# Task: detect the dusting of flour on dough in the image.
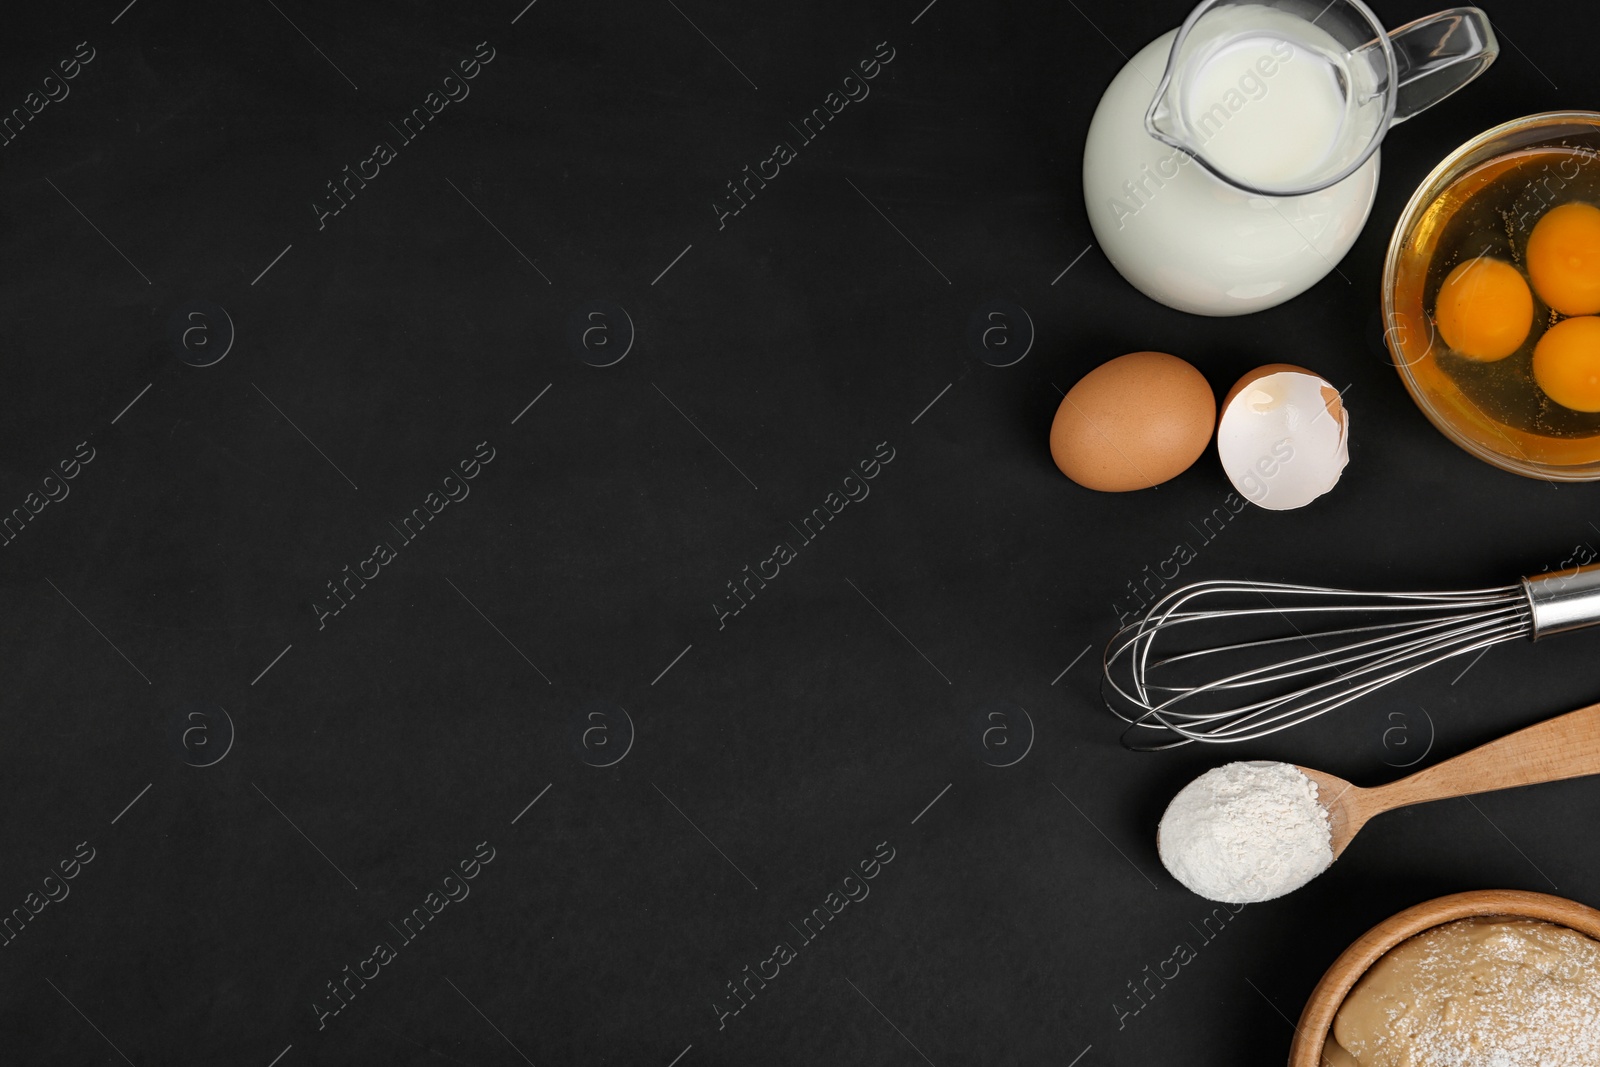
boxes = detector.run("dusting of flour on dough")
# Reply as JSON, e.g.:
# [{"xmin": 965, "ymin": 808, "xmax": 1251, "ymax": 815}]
[{"xmin": 1331, "ymin": 917, "xmax": 1600, "ymax": 1066}]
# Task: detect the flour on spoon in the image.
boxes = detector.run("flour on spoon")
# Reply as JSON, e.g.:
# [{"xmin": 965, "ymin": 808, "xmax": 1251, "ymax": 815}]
[{"xmin": 1158, "ymin": 761, "xmax": 1332, "ymax": 903}]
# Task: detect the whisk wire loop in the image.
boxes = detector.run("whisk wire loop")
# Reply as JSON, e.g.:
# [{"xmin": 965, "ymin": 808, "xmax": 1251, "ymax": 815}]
[{"xmin": 1102, "ymin": 575, "xmax": 1543, "ymax": 750}]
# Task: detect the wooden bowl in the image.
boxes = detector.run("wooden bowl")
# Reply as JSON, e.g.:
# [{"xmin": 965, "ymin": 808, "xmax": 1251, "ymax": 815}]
[{"xmin": 1287, "ymin": 889, "xmax": 1600, "ymax": 1066}]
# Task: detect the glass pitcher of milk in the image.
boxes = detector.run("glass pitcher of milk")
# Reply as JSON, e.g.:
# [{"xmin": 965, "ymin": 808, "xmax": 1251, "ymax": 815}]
[{"xmin": 1082, "ymin": 1, "xmax": 1497, "ymax": 315}]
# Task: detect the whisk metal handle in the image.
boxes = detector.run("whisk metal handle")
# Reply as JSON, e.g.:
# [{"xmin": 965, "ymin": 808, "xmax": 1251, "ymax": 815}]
[{"xmin": 1523, "ymin": 563, "xmax": 1600, "ymax": 639}]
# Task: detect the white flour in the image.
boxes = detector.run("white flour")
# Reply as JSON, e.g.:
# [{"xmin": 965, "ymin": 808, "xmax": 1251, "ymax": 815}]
[{"xmin": 1157, "ymin": 761, "xmax": 1332, "ymax": 903}]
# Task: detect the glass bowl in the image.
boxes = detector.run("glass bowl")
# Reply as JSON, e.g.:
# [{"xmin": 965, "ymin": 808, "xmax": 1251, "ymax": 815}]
[{"xmin": 1384, "ymin": 111, "xmax": 1600, "ymax": 480}]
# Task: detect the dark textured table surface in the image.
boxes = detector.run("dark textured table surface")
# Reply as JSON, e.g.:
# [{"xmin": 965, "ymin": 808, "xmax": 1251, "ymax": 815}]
[{"xmin": 2, "ymin": 1, "xmax": 1597, "ymax": 1064}]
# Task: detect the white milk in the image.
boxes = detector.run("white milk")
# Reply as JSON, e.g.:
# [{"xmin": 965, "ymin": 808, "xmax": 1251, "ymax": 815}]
[
  {"xmin": 1081, "ymin": 23, "xmax": 1378, "ymax": 316},
  {"xmin": 1183, "ymin": 35, "xmax": 1348, "ymax": 188}
]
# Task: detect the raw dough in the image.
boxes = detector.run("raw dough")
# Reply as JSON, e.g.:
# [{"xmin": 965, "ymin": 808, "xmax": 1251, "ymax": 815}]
[{"xmin": 1327, "ymin": 917, "xmax": 1600, "ymax": 1065}]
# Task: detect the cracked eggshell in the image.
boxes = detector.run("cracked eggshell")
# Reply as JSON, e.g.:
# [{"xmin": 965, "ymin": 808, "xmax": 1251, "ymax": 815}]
[
  {"xmin": 1049, "ymin": 351, "xmax": 1216, "ymax": 492},
  {"xmin": 1218, "ymin": 364, "xmax": 1349, "ymax": 511}
]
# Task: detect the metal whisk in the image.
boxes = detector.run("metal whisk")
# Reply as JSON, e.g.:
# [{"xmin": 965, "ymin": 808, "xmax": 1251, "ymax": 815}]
[{"xmin": 1103, "ymin": 562, "xmax": 1600, "ymax": 750}]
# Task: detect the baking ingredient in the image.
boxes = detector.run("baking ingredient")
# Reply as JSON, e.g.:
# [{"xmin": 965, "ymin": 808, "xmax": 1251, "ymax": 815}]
[
  {"xmin": 1049, "ymin": 351, "xmax": 1215, "ymax": 492},
  {"xmin": 1533, "ymin": 315, "xmax": 1600, "ymax": 413},
  {"xmin": 1527, "ymin": 201, "xmax": 1600, "ymax": 316},
  {"xmin": 1327, "ymin": 917, "xmax": 1600, "ymax": 1066},
  {"xmin": 1434, "ymin": 257, "xmax": 1533, "ymax": 361},
  {"xmin": 1216, "ymin": 364, "xmax": 1348, "ymax": 510},
  {"xmin": 1184, "ymin": 32, "xmax": 1345, "ymax": 191},
  {"xmin": 1391, "ymin": 149, "xmax": 1600, "ymax": 468},
  {"xmin": 1081, "ymin": 11, "xmax": 1381, "ymax": 316},
  {"xmin": 1156, "ymin": 761, "xmax": 1331, "ymax": 903}
]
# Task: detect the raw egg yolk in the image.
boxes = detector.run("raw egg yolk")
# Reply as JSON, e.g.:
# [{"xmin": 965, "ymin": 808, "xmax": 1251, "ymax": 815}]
[
  {"xmin": 1533, "ymin": 315, "xmax": 1600, "ymax": 413},
  {"xmin": 1527, "ymin": 201, "xmax": 1600, "ymax": 316},
  {"xmin": 1433, "ymin": 257, "xmax": 1533, "ymax": 361}
]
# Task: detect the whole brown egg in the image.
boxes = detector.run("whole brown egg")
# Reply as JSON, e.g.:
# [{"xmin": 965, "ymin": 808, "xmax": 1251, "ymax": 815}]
[{"xmin": 1049, "ymin": 351, "xmax": 1216, "ymax": 491}]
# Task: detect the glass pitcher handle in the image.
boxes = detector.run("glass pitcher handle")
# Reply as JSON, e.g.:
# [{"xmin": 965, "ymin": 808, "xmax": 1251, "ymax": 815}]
[{"xmin": 1387, "ymin": 7, "xmax": 1498, "ymax": 125}]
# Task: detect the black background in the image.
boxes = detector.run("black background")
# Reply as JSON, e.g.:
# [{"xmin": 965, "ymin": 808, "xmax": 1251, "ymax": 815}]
[{"xmin": 1, "ymin": 1, "xmax": 1596, "ymax": 1064}]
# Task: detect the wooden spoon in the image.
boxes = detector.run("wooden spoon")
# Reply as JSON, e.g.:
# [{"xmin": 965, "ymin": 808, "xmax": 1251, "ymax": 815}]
[{"xmin": 1299, "ymin": 699, "xmax": 1600, "ymax": 860}]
